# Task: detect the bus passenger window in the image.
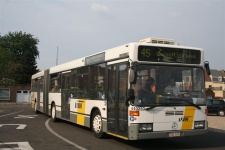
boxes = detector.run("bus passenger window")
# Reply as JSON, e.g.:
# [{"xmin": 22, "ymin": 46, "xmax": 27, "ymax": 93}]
[
  {"xmin": 71, "ymin": 69, "xmax": 78, "ymax": 98},
  {"xmin": 50, "ymin": 73, "xmax": 61, "ymax": 92},
  {"xmin": 90, "ymin": 63, "xmax": 105, "ymax": 99}
]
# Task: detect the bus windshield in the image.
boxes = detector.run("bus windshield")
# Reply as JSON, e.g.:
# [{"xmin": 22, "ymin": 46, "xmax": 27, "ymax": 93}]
[{"xmin": 131, "ymin": 65, "xmax": 205, "ymax": 107}]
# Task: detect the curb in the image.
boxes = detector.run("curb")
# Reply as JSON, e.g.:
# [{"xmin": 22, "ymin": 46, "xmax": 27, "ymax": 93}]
[
  {"xmin": 208, "ymin": 127, "xmax": 225, "ymax": 133},
  {"xmin": 0, "ymin": 102, "xmax": 30, "ymax": 105}
]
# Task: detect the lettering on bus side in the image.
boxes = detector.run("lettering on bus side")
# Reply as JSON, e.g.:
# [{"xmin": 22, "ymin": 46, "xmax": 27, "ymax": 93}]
[
  {"xmin": 179, "ymin": 117, "xmax": 189, "ymax": 121},
  {"xmin": 75, "ymin": 103, "xmax": 82, "ymax": 108},
  {"xmin": 131, "ymin": 106, "xmax": 146, "ymax": 111}
]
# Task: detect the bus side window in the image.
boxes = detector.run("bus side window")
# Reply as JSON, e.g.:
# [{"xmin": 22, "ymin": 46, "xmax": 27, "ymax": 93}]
[
  {"xmin": 119, "ymin": 64, "xmax": 128, "ymax": 102},
  {"xmin": 71, "ymin": 69, "xmax": 78, "ymax": 98},
  {"xmin": 90, "ymin": 63, "xmax": 106, "ymax": 100},
  {"xmin": 50, "ymin": 74, "xmax": 58, "ymax": 92},
  {"xmin": 77, "ymin": 66, "xmax": 89, "ymax": 99}
]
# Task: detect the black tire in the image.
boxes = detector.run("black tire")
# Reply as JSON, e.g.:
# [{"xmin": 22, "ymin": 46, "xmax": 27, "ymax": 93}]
[
  {"xmin": 51, "ymin": 104, "xmax": 57, "ymax": 122},
  {"xmin": 218, "ymin": 110, "xmax": 225, "ymax": 116},
  {"xmin": 92, "ymin": 110, "xmax": 105, "ymax": 138}
]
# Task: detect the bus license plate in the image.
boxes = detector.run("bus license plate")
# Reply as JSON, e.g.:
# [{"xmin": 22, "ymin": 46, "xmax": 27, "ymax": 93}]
[{"xmin": 169, "ymin": 132, "xmax": 181, "ymax": 137}]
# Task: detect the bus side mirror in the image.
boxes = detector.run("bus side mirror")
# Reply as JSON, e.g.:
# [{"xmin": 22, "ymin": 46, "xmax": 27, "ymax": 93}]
[
  {"xmin": 205, "ymin": 61, "xmax": 211, "ymax": 75},
  {"xmin": 129, "ymin": 69, "xmax": 137, "ymax": 84}
]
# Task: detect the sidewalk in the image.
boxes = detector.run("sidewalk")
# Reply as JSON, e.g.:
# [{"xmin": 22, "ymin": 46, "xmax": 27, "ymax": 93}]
[{"xmin": 207, "ymin": 115, "xmax": 225, "ymax": 131}]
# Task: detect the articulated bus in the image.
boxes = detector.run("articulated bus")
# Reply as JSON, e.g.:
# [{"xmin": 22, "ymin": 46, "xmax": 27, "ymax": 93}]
[{"xmin": 31, "ymin": 37, "xmax": 210, "ymax": 140}]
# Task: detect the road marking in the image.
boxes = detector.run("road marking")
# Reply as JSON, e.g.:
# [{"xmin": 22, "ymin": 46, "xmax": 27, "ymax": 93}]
[
  {"xmin": 14, "ymin": 115, "xmax": 38, "ymax": 119},
  {"xmin": 0, "ymin": 124, "xmax": 27, "ymax": 129},
  {"xmin": 0, "ymin": 110, "xmax": 24, "ymax": 118},
  {"xmin": 45, "ymin": 118, "xmax": 87, "ymax": 150},
  {"xmin": 0, "ymin": 142, "xmax": 33, "ymax": 150}
]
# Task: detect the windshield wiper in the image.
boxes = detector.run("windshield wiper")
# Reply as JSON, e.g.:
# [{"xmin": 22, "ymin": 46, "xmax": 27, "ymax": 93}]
[
  {"xmin": 145, "ymin": 105, "xmax": 158, "ymax": 110},
  {"xmin": 165, "ymin": 97, "xmax": 201, "ymax": 110},
  {"xmin": 145, "ymin": 103, "xmax": 172, "ymax": 110},
  {"xmin": 183, "ymin": 100, "xmax": 201, "ymax": 109}
]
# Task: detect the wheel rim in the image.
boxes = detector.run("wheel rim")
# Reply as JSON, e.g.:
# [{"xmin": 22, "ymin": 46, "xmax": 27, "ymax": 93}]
[
  {"xmin": 219, "ymin": 111, "xmax": 224, "ymax": 116},
  {"xmin": 93, "ymin": 115, "xmax": 102, "ymax": 133},
  {"xmin": 35, "ymin": 102, "xmax": 37, "ymax": 111},
  {"xmin": 52, "ymin": 106, "xmax": 55, "ymax": 119}
]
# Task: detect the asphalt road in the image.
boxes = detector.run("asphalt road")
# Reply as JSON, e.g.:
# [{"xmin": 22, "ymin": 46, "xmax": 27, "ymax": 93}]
[{"xmin": 1, "ymin": 103, "xmax": 225, "ymax": 150}]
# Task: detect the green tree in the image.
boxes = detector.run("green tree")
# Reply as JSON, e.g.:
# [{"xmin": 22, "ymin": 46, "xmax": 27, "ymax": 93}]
[
  {"xmin": 0, "ymin": 48, "xmax": 20, "ymax": 82},
  {"xmin": 0, "ymin": 31, "xmax": 39, "ymax": 84}
]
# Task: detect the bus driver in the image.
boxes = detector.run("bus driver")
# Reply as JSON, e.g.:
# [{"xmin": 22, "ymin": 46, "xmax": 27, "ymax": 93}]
[{"xmin": 138, "ymin": 77, "xmax": 156, "ymax": 104}]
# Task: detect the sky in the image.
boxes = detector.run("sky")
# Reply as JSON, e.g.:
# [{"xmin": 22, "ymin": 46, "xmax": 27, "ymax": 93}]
[{"xmin": 0, "ymin": 0, "xmax": 224, "ymax": 71}]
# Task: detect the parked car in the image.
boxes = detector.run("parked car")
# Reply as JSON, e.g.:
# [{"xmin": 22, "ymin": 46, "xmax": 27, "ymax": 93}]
[{"xmin": 206, "ymin": 99, "xmax": 225, "ymax": 116}]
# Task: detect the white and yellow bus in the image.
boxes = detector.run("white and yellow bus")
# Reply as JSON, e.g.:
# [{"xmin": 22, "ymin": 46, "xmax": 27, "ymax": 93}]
[{"xmin": 31, "ymin": 37, "xmax": 210, "ymax": 140}]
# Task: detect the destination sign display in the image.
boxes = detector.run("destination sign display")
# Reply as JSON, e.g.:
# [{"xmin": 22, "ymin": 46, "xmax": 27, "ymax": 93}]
[
  {"xmin": 85, "ymin": 52, "xmax": 105, "ymax": 65},
  {"xmin": 138, "ymin": 46, "xmax": 201, "ymax": 64}
]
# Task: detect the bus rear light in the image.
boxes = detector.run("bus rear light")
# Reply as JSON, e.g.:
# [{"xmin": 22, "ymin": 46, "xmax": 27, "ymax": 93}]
[
  {"xmin": 205, "ymin": 109, "xmax": 208, "ymax": 114},
  {"xmin": 130, "ymin": 111, "xmax": 139, "ymax": 116}
]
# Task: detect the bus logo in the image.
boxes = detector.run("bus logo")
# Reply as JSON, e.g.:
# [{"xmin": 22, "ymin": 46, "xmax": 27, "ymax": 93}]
[
  {"xmin": 172, "ymin": 122, "xmax": 178, "ymax": 130},
  {"xmin": 130, "ymin": 116, "xmax": 136, "ymax": 122},
  {"xmin": 179, "ymin": 117, "xmax": 189, "ymax": 121}
]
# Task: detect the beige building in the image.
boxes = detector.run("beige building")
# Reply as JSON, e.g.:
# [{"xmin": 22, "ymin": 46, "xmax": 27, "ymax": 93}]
[{"xmin": 205, "ymin": 70, "xmax": 225, "ymax": 99}]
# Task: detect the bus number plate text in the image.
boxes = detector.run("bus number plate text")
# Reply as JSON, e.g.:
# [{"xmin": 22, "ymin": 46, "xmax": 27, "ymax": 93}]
[{"xmin": 168, "ymin": 132, "xmax": 181, "ymax": 137}]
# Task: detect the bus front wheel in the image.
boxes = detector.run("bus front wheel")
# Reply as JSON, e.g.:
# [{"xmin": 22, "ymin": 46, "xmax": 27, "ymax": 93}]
[{"xmin": 92, "ymin": 110, "xmax": 105, "ymax": 138}]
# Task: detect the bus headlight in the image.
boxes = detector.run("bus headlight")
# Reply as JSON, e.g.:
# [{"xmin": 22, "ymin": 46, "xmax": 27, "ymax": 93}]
[
  {"xmin": 139, "ymin": 123, "xmax": 153, "ymax": 132},
  {"xmin": 194, "ymin": 121, "xmax": 205, "ymax": 129}
]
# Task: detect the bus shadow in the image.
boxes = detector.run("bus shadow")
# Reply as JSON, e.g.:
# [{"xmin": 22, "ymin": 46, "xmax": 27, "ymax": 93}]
[
  {"xmin": 118, "ymin": 129, "xmax": 225, "ymax": 149},
  {"xmin": 49, "ymin": 117, "xmax": 225, "ymax": 149}
]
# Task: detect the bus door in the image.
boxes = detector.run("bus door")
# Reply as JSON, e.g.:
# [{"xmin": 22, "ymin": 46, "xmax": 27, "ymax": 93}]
[
  {"xmin": 43, "ymin": 70, "xmax": 49, "ymax": 114},
  {"xmin": 36, "ymin": 78, "xmax": 41, "ymax": 111},
  {"xmin": 61, "ymin": 71, "xmax": 71, "ymax": 119},
  {"xmin": 37, "ymin": 76, "xmax": 44, "ymax": 113},
  {"xmin": 107, "ymin": 62, "xmax": 128, "ymax": 137}
]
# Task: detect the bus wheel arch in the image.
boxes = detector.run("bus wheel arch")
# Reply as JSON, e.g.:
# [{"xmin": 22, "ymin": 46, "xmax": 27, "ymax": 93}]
[{"xmin": 91, "ymin": 108, "xmax": 105, "ymax": 138}]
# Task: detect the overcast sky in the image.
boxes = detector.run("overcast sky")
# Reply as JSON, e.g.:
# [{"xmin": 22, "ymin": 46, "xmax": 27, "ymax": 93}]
[{"xmin": 1, "ymin": 0, "xmax": 224, "ymax": 70}]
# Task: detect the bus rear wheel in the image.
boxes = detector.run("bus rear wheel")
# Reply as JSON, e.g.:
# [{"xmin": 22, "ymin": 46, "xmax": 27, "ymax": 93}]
[
  {"xmin": 51, "ymin": 104, "xmax": 57, "ymax": 122},
  {"xmin": 92, "ymin": 110, "xmax": 105, "ymax": 138},
  {"xmin": 34, "ymin": 101, "xmax": 39, "ymax": 114}
]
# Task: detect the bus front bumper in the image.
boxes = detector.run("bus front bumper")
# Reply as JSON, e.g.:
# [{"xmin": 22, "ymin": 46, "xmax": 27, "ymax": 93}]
[{"xmin": 129, "ymin": 124, "xmax": 207, "ymax": 140}]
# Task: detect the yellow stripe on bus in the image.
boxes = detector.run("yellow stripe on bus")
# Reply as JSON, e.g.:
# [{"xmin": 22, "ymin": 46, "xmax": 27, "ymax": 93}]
[
  {"xmin": 31, "ymin": 92, "xmax": 35, "ymax": 109},
  {"xmin": 77, "ymin": 100, "xmax": 86, "ymax": 126},
  {"xmin": 181, "ymin": 106, "xmax": 195, "ymax": 130},
  {"xmin": 107, "ymin": 132, "xmax": 129, "ymax": 140}
]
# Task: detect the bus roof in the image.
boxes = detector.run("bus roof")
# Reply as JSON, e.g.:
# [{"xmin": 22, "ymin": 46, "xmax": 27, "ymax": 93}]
[
  {"xmin": 31, "ymin": 70, "xmax": 44, "ymax": 79},
  {"xmin": 32, "ymin": 38, "xmax": 204, "ymax": 78}
]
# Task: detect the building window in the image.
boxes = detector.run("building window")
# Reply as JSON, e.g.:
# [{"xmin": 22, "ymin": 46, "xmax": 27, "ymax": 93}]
[{"xmin": 0, "ymin": 88, "xmax": 10, "ymax": 100}]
